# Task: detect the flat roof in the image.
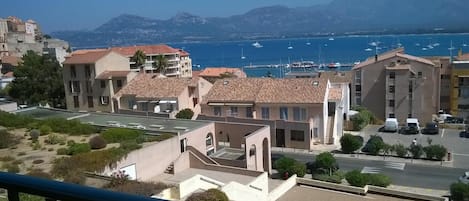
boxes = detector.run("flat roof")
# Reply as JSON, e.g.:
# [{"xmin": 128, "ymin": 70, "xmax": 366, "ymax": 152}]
[
  {"xmin": 211, "ymin": 147, "xmax": 245, "ymax": 160},
  {"xmin": 14, "ymin": 107, "xmax": 210, "ymax": 134}
]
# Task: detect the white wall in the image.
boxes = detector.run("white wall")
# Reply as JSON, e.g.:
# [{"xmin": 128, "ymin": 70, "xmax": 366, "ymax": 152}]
[
  {"xmin": 268, "ymin": 174, "xmax": 297, "ymax": 201},
  {"xmin": 222, "ymin": 181, "xmax": 266, "ymax": 201},
  {"xmin": 179, "ymin": 174, "xmax": 224, "ymax": 198}
]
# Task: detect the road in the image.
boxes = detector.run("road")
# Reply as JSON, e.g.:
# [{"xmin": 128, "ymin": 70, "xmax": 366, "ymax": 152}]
[{"xmin": 273, "ymin": 151, "xmax": 466, "ymax": 190}]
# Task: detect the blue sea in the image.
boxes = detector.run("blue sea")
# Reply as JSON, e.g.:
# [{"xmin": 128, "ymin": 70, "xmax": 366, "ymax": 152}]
[{"xmin": 168, "ymin": 33, "xmax": 469, "ymax": 77}]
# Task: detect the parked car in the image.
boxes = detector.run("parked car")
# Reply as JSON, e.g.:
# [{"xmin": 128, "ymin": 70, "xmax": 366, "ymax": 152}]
[
  {"xmin": 421, "ymin": 122, "xmax": 439, "ymax": 135},
  {"xmin": 459, "ymin": 171, "xmax": 469, "ymax": 184},
  {"xmin": 383, "ymin": 118, "xmax": 399, "ymax": 132},
  {"xmin": 445, "ymin": 116, "xmax": 464, "ymax": 124},
  {"xmin": 460, "ymin": 131, "xmax": 469, "ymax": 138},
  {"xmin": 400, "ymin": 126, "xmax": 419, "ymax": 135}
]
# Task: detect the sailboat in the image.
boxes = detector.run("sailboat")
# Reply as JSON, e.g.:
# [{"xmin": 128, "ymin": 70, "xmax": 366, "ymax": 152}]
[
  {"xmin": 365, "ymin": 48, "xmax": 373, "ymax": 52},
  {"xmin": 252, "ymin": 41, "xmax": 263, "ymax": 48},
  {"xmin": 328, "ymin": 37, "xmax": 335, "ymax": 41},
  {"xmin": 287, "ymin": 42, "xmax": 293, "ymax": 50},
  {"xmin": 241, "ymin": 48, "xmax": 246, "ymax": 60},
  {"xmin": 306, "ymin": 39, "xmax": 311, "ymax": 46}
]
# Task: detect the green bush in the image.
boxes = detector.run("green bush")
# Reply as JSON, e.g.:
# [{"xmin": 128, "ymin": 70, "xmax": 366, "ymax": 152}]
[
  {"xmin": 41, "ymin": 118, "xmax": 97, "ymax": 135},
  {"xmin": 362, "ymin": 135, "xmax": 384, "ymax": 155},
  {"xmin": 409, "ymin": 144, "xmax": 424, "ymax": 159},
  {"xmin": 366, "ymin": 173, "xmax": 392, "ymax": 187},
  {"xmin": 101, "ymin": 128, "xmax": 144, "ymax": 143},
  {"xmin": 30, "ymin": 129, "xmax": 40, "ymax": 142},
  {"xmin": 67, "ymin": 140, "xmax": 76, "ymax": 146},
  {"xmin": 0, "ymin": 156, "xmax": 15, "ymax": 161},
  {"xmin": 39, "ymin": 125, "xmax": 52, "ymax": 135},
  {"xmin": 340, "ymin": 134, "xmax": 363, "ymax": 154},
  {"xmin": 67, "ymin": 143, "xmax": 91, "ymax": 155},
  {"xmin": 315, "ymin": 152, "xmax": 338, "ymax": 175},
  {"xmin": 175, "ymin": 108, "xmax": 194, "ymax": 119},
  {"xmin": 312, "ymin": 171, "xmax": 344, "ymax": 184},
  {"xmin": 424, "ymin": 144, "xmax": 447, "ymax": 161},
  {"xmin": 0, "ymin": 130, "xmax": 19, "ymax": 149},
  {"xmin": 345, "ymin": 170, "xmax": 368, "ymax": 187},
  {"xmin": 274, "ymin": 157, "xmax": 306, "ymax": 179},
  {"xmin": 145, "ymin": 133, "xmax": 175, "ymax": 142},
  {"xmin": 0, "ymin": 111, "xmax": 36, "ymax": 128},
  {"xmin": 56, "ymin": 148, "xmax": 68, "ymax": 155},
  {"xmin": 120, "ymin": 141, "xmax": 142, "ymax": 152},
  {"xmin": 89, "ymin": 135, "xmax": 107, "ymax": 149},
  {"xmin": 45, "ymin": 133, "xmax": 66, "ymax": 145},
  {"xmin": 450, "ymin": 182, "xmax": 469, "ymax": 201},
  {"xmin": 106, "ymin": 179, "xmax": 170, "ymax": 197},
  {"xmin": 186, "ymin": 188, "xmax": 229, "ymax": 201},
  {"xmin": 393, "ymin": 144, "xmax": 408, "ymax": 157}
]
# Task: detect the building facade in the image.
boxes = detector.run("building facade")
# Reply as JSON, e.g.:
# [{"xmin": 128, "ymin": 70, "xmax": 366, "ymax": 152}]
[
  {"xmin": 352, "ymin": 48, "xmax": 440, "ymax": 124},
  {"xmin": 450, "ymin": 59, "xmax": 469, "ymax": 118},
  {"xmin": 62, "ymin": 50, "xmax": 136, "ymax": 112}
]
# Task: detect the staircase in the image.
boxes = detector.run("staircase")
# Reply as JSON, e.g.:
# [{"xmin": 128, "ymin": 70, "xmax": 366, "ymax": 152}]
[{"xmin": 164, "ymin": 163, "xmax": 174, "ymax": 174}]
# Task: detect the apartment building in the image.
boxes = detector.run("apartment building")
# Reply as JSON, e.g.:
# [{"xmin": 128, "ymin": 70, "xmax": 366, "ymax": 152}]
[
  {"xmin": 198, "ymin": 78, "xmax": 348, "ymax": 149},
  {"xmin": 62, "ymin": 50, "xmax": 136, "ymax": 112},
  {"xmin": 352, "ymin": 48, "xmax": 440, "ymax": 124},
  {"xmin": 113, "ymin": 74, "xmax": 212, "ymax": 118},
  {"xmin": 110, "ymin": 44, "xmax": 192, "ymax": 77},
  {"xmin": 450, "ymin": 53, "xmax": 469, "ymax": 117}
]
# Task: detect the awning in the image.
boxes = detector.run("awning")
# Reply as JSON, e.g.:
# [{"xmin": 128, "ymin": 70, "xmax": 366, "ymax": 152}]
[
  {"xmin": 159, "ymin": 100, "xmax": 177, "ymax": 104},
  {"xmin": 208, "ymin": 102, "xmax": 253, "ymax": 106},
  {"xmin": 208, "ymin": 103, "xmax": 225, "ymax": 106},
  {"xmin": 136, "ymin": 100, "xmax": 149, "ymax": 103}
]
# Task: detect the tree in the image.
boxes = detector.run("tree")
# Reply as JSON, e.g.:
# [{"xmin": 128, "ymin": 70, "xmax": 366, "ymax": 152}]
[
  {"xmin": 315, "ymin": 152, "xmax": 337, "ymax": 176},
  {"xmin": 130, "ymin": 50, "xmax": 146, "ymax": 69},
  {"xmin": 409, "ymin": 144, "xmax": 424, "ymax": 159},
  {"xmin": 8, "ymin": 51, "xmax": 65, "ymax": 108},
  {"xmin": 450, "ymin": 182, "xmax": 469, "ymax": 201},
  {"xmin": 175, "ymin": 108, "xmax": 194, "ymax": 119},
  {"xmin": 424, "ymin": 144, "xmax": 447, "ymax": 161},
  {"xmin": 274, "ymin": 157, "xmax": 306, "ymax": 178},
  {"xmin": 393, "ymin": 144, "xmax": 408, "ymax": 157},
  {"xmin": 340, "ymin": 134, "xmax": 363, "ymax": 154},
  {"xmin": 154, "ymin": 55, "xmax": 168, "ymax": 75},
  {"xmin": 362, "ymin": 135, "xmax": 384, "ymax": 155},
  {"xmin": 381, "ymin": 143, "xmax": 392, "ymax": 159}
]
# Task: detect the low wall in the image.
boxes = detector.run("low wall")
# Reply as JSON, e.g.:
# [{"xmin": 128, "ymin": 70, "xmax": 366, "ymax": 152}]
[
  {"xmin": 117, "ymin": 109, "xmax": 170, "ymax": 118},
  {"xmin": 212, "ymin": 157, "xmax": 246, "ymax": 168},
  {"xmin": 367, "ymin": 186, "xmax": 447, "ymax": 201},
  {"xmin": 247, "ymin": 172, "xmax": 269, "ymax": 196},
  {"xmin": 179, "ymin": 174, "xmax": 224, "ymax": 198},
  {"xmin": 268, "ymin": 175, "xmax": 297, "ymax": 201},
  {"xmin": 189, "ymin": 151, "xmax": 263, "ymax": 177},
  {"xmin": 173, "ymin": 151, "xmax": 190, "ymax": 174},
  {"xmin": 297, "ymin": 178, "xmax": 367, "ymax": 195}
]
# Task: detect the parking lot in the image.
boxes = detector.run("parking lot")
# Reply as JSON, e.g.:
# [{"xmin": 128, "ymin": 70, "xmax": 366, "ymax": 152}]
[{"xmin": 359, "ymin": 125, "xmax": 469, "ymax": 168}]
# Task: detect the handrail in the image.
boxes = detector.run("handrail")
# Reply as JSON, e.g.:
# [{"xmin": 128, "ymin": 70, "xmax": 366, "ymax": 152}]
[{"xmin": 0, "ymin": 172, "xmax": 166, "ymax": 201}]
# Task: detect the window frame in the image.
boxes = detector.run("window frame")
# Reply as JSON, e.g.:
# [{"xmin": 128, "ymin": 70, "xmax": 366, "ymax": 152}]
[
  {"xmin": 261, "ymin": 107, "xmax": 270, "ymax": 119},
  {"xmin": 280, "ymin": 107, "xmax": 288, "ymax": 120}
]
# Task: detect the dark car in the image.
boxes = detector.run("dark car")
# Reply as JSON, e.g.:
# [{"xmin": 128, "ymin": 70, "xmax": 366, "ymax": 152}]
[
  {"xmin": 399, "ymin": 126, "xmax": 419, "ymax": 135},
  {"xmin": 421, "ymin": 122, "xmax": 439, "ymax": 135},
  {"xmin": 460, "ymin": 131, "xmax": 469, "ymax": 138},
  {"xmin": 445, "ymin": 117, "xmax": 464, "ymax": 124}
]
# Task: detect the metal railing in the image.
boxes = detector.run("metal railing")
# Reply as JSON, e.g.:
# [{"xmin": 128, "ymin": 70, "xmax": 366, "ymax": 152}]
[{"xmin": 0, "ymin": 172, "xmax": 166, "ymax": 201}]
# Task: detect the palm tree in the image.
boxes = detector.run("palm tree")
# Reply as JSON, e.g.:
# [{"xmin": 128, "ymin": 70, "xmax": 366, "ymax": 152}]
[
  {"xmin": 154, "ymin": 55, "xmax": 168, "ymax": 75},
  {"xmin": 130, "ymin": 50, "xmax": 146, "ymax": 70}
]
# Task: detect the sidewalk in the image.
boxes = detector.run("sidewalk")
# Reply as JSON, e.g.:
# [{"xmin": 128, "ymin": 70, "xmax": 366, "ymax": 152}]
[
  {"xmin": 388, "ymin": 185, "xmax": 449, "ymax": 198},
  {"xmin": 272, "ymin": 146, "xmax": 453, "ymax": 168}
]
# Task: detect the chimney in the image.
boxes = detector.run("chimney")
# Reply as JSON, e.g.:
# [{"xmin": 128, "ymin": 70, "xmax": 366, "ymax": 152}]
[{"xmin": 374, "ymin": 54, "xmax": 378, "ymax": 62}]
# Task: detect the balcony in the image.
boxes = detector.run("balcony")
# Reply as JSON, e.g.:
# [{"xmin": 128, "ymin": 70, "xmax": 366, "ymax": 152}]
[{"xmin": 0, "ymin": 172, "xmax": 165, "ymax": 201}]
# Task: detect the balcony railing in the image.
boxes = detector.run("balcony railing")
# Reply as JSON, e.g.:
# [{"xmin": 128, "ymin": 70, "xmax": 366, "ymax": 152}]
[{"xmin": 0, "ymin": 172, "xmax": 166, "ymax": 201}]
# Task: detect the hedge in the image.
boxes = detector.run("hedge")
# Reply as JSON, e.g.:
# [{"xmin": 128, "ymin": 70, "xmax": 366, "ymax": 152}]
[
  {"xmin": 274, "ymin": 157, "xmax": 306, "ymax": 178},
  {"xmin": 450, "ymin": 182, "xmax": 469, "ymax": 201},
  {"xmin": 101, "ymin": 128, "xmax": 144, "ymax": 143},
  {"xmin": 312, "ymin": 171, "xmax": 344, "ymax": 184},
  {"xmin": 340, "ymin": 134, "xmax": 363, "ymax": 154},
  {"xmin": 345, "ymin": 170, "xmax": 391, "ymax": 187}
]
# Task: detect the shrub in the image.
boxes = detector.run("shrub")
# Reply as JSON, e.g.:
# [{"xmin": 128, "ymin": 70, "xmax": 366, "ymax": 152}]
[
  {"xmin": 186, "ymin": 188, "xmax": 229, "ymax": 201},
  {"xmin": 315, "ymin": 152, "xmax": 338, "ymax": 176},
  {"xmin": 63, "ymin": 171, "xmax": 86, "ymax": 185},
  {"xmin": 32, "ymin": 159, "xmax": 45, "ymax": 164},
  {"xmin": 89, "ymin": 135, "xmax": 107, "ymax": 149},
  {"xmin": 362, "ymin": 135, "xmax": 384, "ymax": 155},
  {"xmin": 120, "ymin": 141, "xmax": 142, "ymax": 152},
  {"xmin": 41, "ymin": 118, "xmax": 97, "ymax": 135},
  {"xmin": 2, "ymin": 163, "xmax": 20, "ymax": 173},
  {"xmin": 409, "ymin": 144, "xmax": 424, "ymax": 159},
  {"xmin": 30, "ymin": 129, "xmax": 40, "ymax": 142},
  {"xmin": 175, "ymin": 108, "xmax": 194, "ymax": 119},
  {"xmin": 345, "ymin": 170, "xmax": 368, "ymax": 187},
  {"xmin": 274, "ymin": 157, "xmax": 306, "ymax": 179},
  {"xmin": 39, "ymin": 125, "xmax": 52, "ymax": 135},
  {"xmin": 67, "ymin": 143, "xmax": 91, "ymax": 155},
  {"xmin": 350, "ymin": 107, "xmax": 376, "ymax": 131},
  {"xmin": 340, "ymin": 134, "xmax": 363, "ymax": 154},
  {"xmin": 56, "ymin": 148, "xmax": 68, "ymax": 155},
  {"xmin": 101, "ymin": 128, "xmax": 144, "ymax": 143},
  {"xmin": 366, "ymin": 173, "xmax": 392, "ymax": 187},
  {"xmin": 312, "ymin": 171, "xmax": 344, "ymax": 184},
  {"xmin": 32, "ymin": 142, "xmax": 42, "ymax": 150},
  {"xmin": 48, "ymin": 148, "xmax": 54, "ymax": 152},
  {"xmin": 0, "ymin": 130, "xmax": 19, "ymax": 149},
  {"xmin": 424, "ymin": 144, "xmax": 447, "ymax": 161},
  {"xmin": 106, "ymin": 179, "xmax": 170, "ymax": 197},
  {"xmin": 67, "ymin": 140, "xmax": 76, "ymax": 146},
  {"xmin": 0, "ymin": 156, "xmax": 14, "ymax": 161},
  {"xmin": 17, "ymin": 152, "xmax": 26, "ymax": 156},
  {"xmin": 393, "ymin": 144, "xmax": 408, "ymax": 157},
  {"xmin": 45, "ymin": 133, "xmax": 66, "ymax": 145},
  {"xmin": 12, "ymin": 160, "xmax": 22, "ymax": 165},
  {"xmin": 0, "ymin": 111, "xmax": 36, "ymax": 128},
  {"xmin": 27, "ymin": 169, "xmax": 52, "ymax": 179},
  {"xmin": 450, "ymin": 182, "xmax": 469, "ymax": 201},
  {"xmin": 145, "ymin": 133, "xmax": 175, "ymax": 142}
]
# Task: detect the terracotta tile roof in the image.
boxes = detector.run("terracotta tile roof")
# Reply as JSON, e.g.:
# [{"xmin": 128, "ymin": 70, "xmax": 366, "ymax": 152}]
[
  {"xmin": 328, "ymin": 87, "xmax": 342, "ymax": 100},
  {"xmin": 353, "ymin": 48, "xmax": 435, "ymax": 70},
  {"xmin": 0, "ymin": 56, "xmax": 21, "ymax": 66},
  {"xmin": 178, "ymin": 49, "xmax": 190, "ymax": 57},
  {"xmin": 95, "ymin": 71, "xmax": 130, "ymax": 80},
  {"xmin": 318, "ymin": 71, "xmax": 352, "ymax": 83},
  {"xmin": 192, "ymin": 70, "xmax": 202, "ymax": 78},
  {"xmin": 63, "ymin": 50, "xmax": 112, "ymax": 64},
  {"xmin": 204, "ymin": 78, "xmax": 327, "ymax": 104},
  {"xmin": 70, "ymin": 49, "xmax": 108, "ymax": 55},
  {"xmin": 114, "ymin": 73, "xmax": 195, "ymax": 99},
  {"xmin": 199, "ymin": 67, "xmax": 247, "ymax": 78},
  {"xmin": 395, "ymin": 53, "xmax": 435, "ymax": 66},
  {"xmin": 110, "ymin": 44, "xmax": 179, "ymax": 57},
  {"xmin": 458, "ymin": 53, "xmax": 469, "ymax": 61},
  {"xmin": 385, "ymin": 64, "xmax": 411, "ymax": 70},
  {"xmin": 2, "ymin": 71, "xmax": 14, "ymax": 78}
]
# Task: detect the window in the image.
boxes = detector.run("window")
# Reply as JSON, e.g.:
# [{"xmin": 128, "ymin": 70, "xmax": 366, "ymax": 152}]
[
  {"xmin": 389, "ymin": 100, "xmax": 395, "ymax": 107},
  {"xmin": 261, "ymin": 107, "xmax": 270, "ymax": 119},
  {"xmin": 389, "ymin": 85, "xmax": 395, "ymax": 93},
  {"xmin": 290, "ymin": 130, "xmax": 305, "ymax": 141},
  {"xmin": 116, "ymin": 80, "xmax": 123, "ymax": 88},
  {"xmin": 214, "ymin": 106, "xmax": 221, "ymax": 116},
  {"xmin": 128, "ymin": 99, "xmax": 136, "ymax": 110},
  {"xmin": 206, "ymin": 133, "xmax": 213, "ymax": 146},
  {"xmin": 85, "ymin": 65, "xmax": 91, "ymax": 78},
  {"xmin": 100, "ymin": 80, "xmax": 106, "ymax": 88},
  {"xmin": 355, "ymin": 85, "xmax": 361, "ymax": 92},
  {"xmin": 86, "ymin": 81, "xmax": 92, "ymax": 93},
  {"xmin": 408, "ymin": 113, "xmax": 412, "ymax": 118},
  {"xmin": 389, "ymin": 72, "xmax": 395, "ymax": 79},
  {"xmin": 70, "ymin": 81, "xmax": 80, "ymax": 93},
  {"xmin": 389, "ymin": 113, "xmax": 395, "ymax": 118},
  {"xmin": 418, "ymin": 72, "xmax": 422, "ymax": 78},
  {"xmin": 293, "ymin": 107, "xmax": 307, "ymax": 121},
  {"xmin": 230, "ymin": 107, "xmax": 238, "ymax": 116},
  {"xmin": 70, "ymin": 65, "xmax": 76, "ymax": 78},
  {"xmin": 87, "ymin": 96, "xmax": 94, "ymax": 108},
  {"xmin": 73, "ymin": 96, "xmax": 79, "ymax": 108},
  {"xmin": 100, "ymin": 96, "xmax": 109, "ymax": 105},
  {"xmin": 280, "ymin": 107, "xmax": 288, "ymax": 120},
  {"xmin": 355, "ymin": 97, "xmax": 361, "ymax": 105},
  {"xmin": 246, "ymin": 107, "xmax": 253, "ymax": 118}
]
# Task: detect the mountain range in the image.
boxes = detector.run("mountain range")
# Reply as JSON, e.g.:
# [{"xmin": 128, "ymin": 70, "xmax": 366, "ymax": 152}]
[{"xmin": 52, "ymin": 0, "xmax": 469, "ymax": 48}]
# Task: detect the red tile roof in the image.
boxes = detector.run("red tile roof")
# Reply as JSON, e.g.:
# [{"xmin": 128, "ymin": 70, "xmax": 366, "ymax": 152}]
[
  {"xmin": 63, "ymin": 50, "xmax": 113, "ymax": 64},
  {"xmin": 353, "ymin": 48, "xmax": 435, "ymax": 70},
  {"xmin": 95, "ymin": 71, "xmax": 131, "ymax": 80},
  {"xmin": 110, "ymin": 44, "xmax": 179, "ymax": 57},
  {"xmin": 328, "ymin": 87, "xmax": 342, "ymax": 100},
  {"xmin": 458, "ymin": 53, "xmax": 469, "ymax": 61},
  {"xmin": 199, "ymin": 67, "xmax": 247, "ymax": 78},
  {"xmin": 0, "ymin": 56, "xmax": 21, "ymax": 66},
  {"xmin": 177, "ymin": 49, "xmax": 190, "ymax": 57}
]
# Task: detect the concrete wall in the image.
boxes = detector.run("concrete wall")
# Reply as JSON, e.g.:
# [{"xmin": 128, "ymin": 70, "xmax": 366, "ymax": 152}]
[
  {"xmin": 189, "ymin": 152, "xmax": 263, "ymax": 177},
  {"xmin": 182, "ymin": 123, "xmax": 216, "ymax": 155},
  {"xmin": 268, "ymin": 174, "xmax": 297, "ymax": 201},
  {"xmin": 179, "ymin": 174, "xmax": 224, "ymax": 198},
  {"xmin": 247, "ymin": 172, "xmax": 269, "ymax": 196},
  {"xmin": 245, "ymin": 126, "xmax": 271, "ymax": 172},
  {"xmin": 222, "ymin": 181, "xmax": 266, "ymax": 201},
  {"xmin": 173, "ymin": 151, "xmax": 190, "ymax": 174}
]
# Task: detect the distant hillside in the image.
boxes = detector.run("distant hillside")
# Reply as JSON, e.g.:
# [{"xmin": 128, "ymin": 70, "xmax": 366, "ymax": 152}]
[{"xmin": 52, "ymin": 0, "xmax": 469, "ymax": 48}]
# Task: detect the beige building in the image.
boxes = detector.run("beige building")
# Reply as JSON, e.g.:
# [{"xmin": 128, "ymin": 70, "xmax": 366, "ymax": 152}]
[
  {"xmin": 113, "ymin": 74, "xmax": 212, "ymax": 118},
  {"xmin": 62, "ymin": 50, "xmax": 137, "ymax": 112},
  {"xmin": 352, "ymin": 48, "xmax": 440, "ymax": 124},
  {"xmin": 198, "ymin": 78, "xmax": 349, "ymax": 149}
]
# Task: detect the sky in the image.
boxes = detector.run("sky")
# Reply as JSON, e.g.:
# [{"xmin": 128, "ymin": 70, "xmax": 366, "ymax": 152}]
[{"xmin": 1, "ymin": 0, "xmax": 331, "ymax": 33}]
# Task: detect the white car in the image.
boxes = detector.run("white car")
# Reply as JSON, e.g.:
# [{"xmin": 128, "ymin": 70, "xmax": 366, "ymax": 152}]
[
  {"xmin": 127, "ymin": 123, "xmax": 146, "ymax": 130},
  {"xmin": 459, "ymin": 171, "xmax": 469, "ymax": 184}
]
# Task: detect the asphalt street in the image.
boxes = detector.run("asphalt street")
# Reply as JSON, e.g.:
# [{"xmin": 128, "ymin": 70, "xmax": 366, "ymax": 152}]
[{"xmin": 273, "ymin": 151, "xmax": 466, "ymax": 190}]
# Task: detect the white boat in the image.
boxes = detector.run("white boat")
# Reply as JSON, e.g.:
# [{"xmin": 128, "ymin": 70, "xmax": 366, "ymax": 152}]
[
  {"xmin": 241, "ymin": 48, "xmax": 246, "ymax": 60},
  {"xmin": 252, "ymin": 42, "xmax": 263, "ymax": 48},
  {"xmin": 365, "ymin": 48, "xmax": 373, "ymax": 52},
  {"xmin": 290, "ymin": 61, "xmax": 315, "ymax": 68},
  {"xmin": 422, "ymin": 47, "xmax": 428, "ymax": 51},
  {"xmin": 306, "ymin": 41, "xmax": 311, "ymax": 46},
  {"xmin": 433, "ymin": 43, "xmax": 440, "ymax": 47},
  {"xmin": 287, "ymin": 42, "xmax": 293, "ymax": 50},
  {"xmin": 463, "ymin": 44, "xmax": 468, "ymax": 47},
  {"xmin": 328, "ymin": 37, "xmax": 335, "ymax": 41}
]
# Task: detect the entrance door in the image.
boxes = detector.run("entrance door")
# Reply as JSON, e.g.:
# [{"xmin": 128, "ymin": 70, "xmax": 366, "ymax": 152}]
[{"xmin": 276, "ymin": 129, "xmax": 285, "ymax": 147}]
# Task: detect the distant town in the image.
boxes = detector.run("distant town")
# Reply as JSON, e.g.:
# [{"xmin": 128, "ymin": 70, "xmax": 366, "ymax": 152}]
[{"xmin": 1, "ymin": 16, "xmax": 469, "ymax": 201}]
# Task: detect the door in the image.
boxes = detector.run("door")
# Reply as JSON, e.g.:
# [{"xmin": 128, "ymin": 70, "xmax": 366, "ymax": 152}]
[{"xmin": 276, "ymin": 129, "xmax": 285, "ymax": 147}]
